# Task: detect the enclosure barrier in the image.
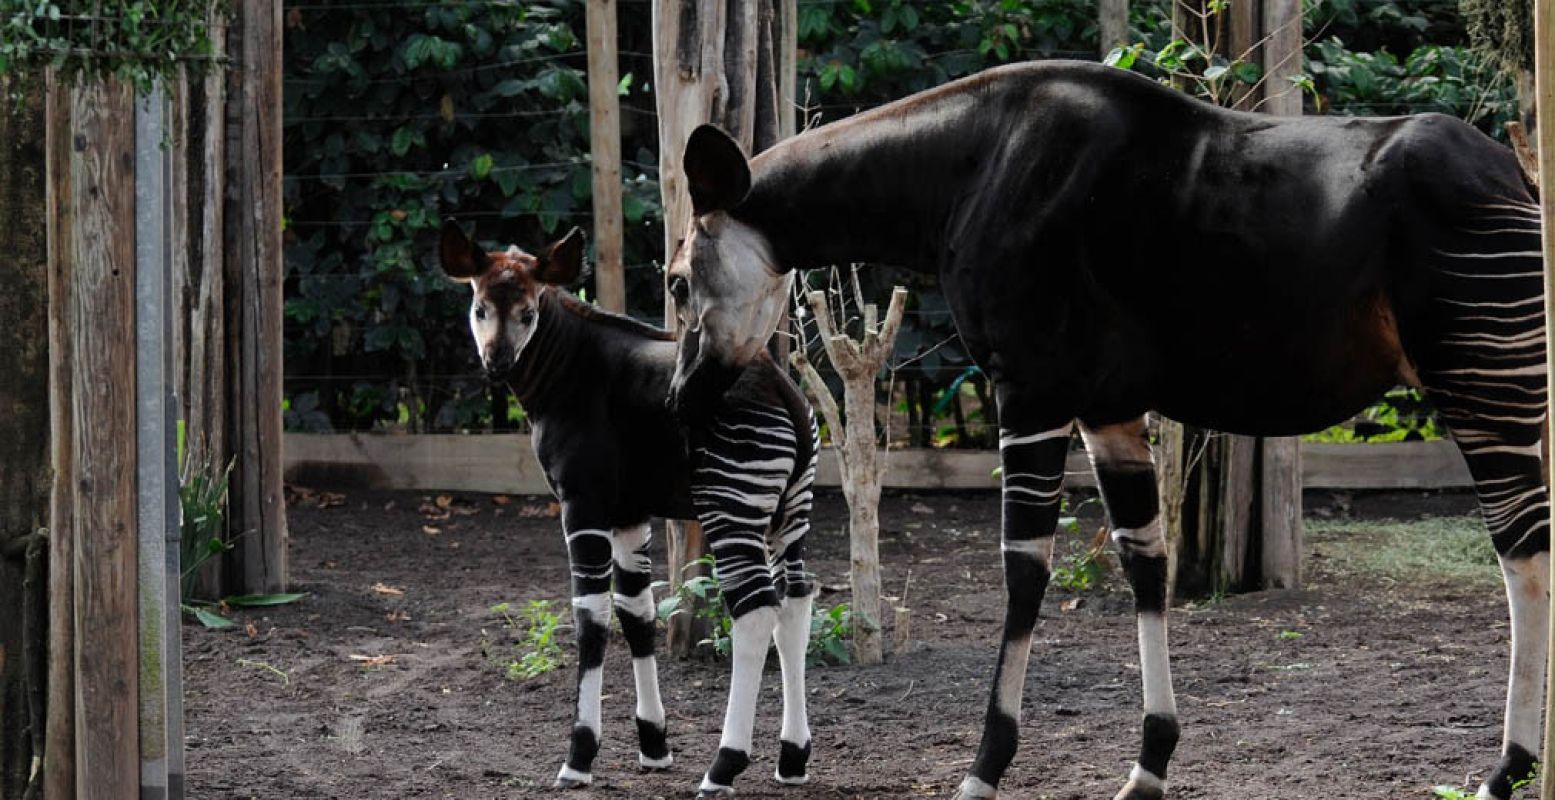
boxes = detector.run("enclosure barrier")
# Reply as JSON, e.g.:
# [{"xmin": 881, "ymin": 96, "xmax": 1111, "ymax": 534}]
[{"xmin": 282, "ymin": 435, "xmax": 1474, "ymax": 495}]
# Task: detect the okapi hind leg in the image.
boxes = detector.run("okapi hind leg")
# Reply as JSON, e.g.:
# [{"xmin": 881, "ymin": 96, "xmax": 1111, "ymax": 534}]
[
  {"xmin": 770, "ymin": 452, "xmax": 817, "ymax": 786},
  {"xmin": 1415, "ymin": 203, "xmax": 1550, "ymax": 799},
  {"xmin": 1080, "ymin": 418, "xmax": 1179, "ymax": 800},
  {"xmin": 612, "ymin": 523, "xmax": 672, "ymax": 771},
  {"xmin": 955, "ymin": 421, "xmax": 1074, "ymax": 800},
  {"xmin": 555, "ymin": 518, "xmax": 615, "ymax": 788}
]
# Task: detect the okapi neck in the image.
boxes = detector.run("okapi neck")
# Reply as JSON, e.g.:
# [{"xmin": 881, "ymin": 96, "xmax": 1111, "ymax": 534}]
[
  {"xmin": 506, "ymin": 288, "xmax": 580, "ymax": 417},
  {"xmin": 732, "ymin": 87, "xmax": 982, "ymax": 273}
]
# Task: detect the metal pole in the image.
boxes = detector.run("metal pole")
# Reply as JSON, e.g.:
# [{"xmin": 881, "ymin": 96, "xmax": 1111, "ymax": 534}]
[{"xmin": 1538, "ymin": 0, "xmax": 1555, "ymax": 793}]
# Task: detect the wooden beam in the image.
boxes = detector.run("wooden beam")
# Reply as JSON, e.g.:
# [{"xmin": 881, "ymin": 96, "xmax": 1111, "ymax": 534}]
[
  {"xmin": 586, "ymin": 0, "xmax": 626, "ymax": 312},
  {"xmin": 225, "ymin": 0, "xmax": 289, "ymax": 594},
  {"xmin": 1261, "ymin": 0, "xmax": 1303, "ymax": 116},
  {"xmin": 282, "ymin": 435, "xmax": 1478, "ymax": 495},
  {"xmin": 1533, "ymin": 0, "xmax": 1555, "ymax": 794}
]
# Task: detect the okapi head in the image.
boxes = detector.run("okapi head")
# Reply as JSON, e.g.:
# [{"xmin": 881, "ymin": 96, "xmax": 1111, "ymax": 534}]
[
  {"xmin": 438, "ymin": 220, "xmax": 585, "ymax": 376},
  {"xmin": 666, "ymin": 124, "xmax": 793, "ymax": 417}
]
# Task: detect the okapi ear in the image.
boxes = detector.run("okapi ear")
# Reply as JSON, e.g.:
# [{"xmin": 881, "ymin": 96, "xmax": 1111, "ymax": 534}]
[
  {"xmin": 439, "ymin": 219, "xmax": 487, "ymax": 282},
  {"xmin": 534, "ymin": 227, "xmax": 585, "ymax": 286},
  {"xmin": 683, "ymin": 124, "xmax": 751, "ymax": 216}
]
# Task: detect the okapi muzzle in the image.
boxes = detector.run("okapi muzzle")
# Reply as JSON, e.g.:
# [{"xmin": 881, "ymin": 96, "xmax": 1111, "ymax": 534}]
[{"xmin": 437, "ymin": 220, "xmax": 584, "ymax": 377}]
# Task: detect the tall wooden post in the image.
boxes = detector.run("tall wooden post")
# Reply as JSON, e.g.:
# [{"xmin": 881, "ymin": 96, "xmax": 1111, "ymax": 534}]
[
  {"xmin": 225, "ymin": 0, "xmax": 289, "ymax": 594},
  {"xmin": 586, "ymin": 0, "xmax": 626, "ymax": 312},
  {"xmin": 1533, "ymin": 0, "xmax": 1555, "ymax": 793},
  {"xmin": 48, "ymin": 75, "xmax": 143, "ymax": 798},
  {"xmin": 653, "ymin": 0, "xmax": 792, "ymax": 656}
]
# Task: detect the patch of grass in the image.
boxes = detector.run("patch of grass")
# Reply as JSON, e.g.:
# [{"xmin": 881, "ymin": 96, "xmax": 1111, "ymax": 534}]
[
  {"xmin": 808, "ymin": 602, "xmax": 852, "ymax": 666},
  {"xmin": 491, "ymin": 599, "xmax": 565, "ymax": 679},
  {"xmin": 1307, "ymin": 516, "xmax": 1499, "ymax": 587}
]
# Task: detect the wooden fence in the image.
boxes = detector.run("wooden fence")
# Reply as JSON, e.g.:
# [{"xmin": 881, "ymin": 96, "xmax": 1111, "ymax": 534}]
[{"xmin": 283, "ymin": 434, "xmax": 1475, "ymax": 496}]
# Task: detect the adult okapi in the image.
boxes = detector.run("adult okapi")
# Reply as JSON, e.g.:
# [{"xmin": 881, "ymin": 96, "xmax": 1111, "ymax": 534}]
[
  {"xmin": 437, "ymin": 222, "xmax": 819, "ymax": 797},
  {"xmin": 664, "ymin": 60, "xmax": 1549, "ymax": 799}
]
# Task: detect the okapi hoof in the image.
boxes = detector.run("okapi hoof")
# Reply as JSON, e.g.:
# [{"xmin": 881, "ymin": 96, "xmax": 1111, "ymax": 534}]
[
  {"xmin": 773, "ymin": 739, "xmax": 810, "ymax": 785},
  {"xmin": 698, "ymin": 747, "xmax": 750, "ymax": 798},
  {"xmin": 553, "ymin": 765, "xmax": 593, "ymax": 789},
  {"xmin": 639, "ymin": 751, "xmax": 674, "ymax": 772},
  {"xmin": 1112, "ymin": 767, "xmax": 1167, "ymax": 800},
  {"xmin": 952, "ymin": 775, "xmax": 998, "ymax": 800},
  {"xmin": 696, "ymin": 787, "xmax": 735, "ymax": 799}
]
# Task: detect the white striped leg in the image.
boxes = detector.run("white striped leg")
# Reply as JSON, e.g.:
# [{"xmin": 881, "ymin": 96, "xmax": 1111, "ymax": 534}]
[
  {"xmin": 1477, "ymin": 554, "xmax": 1548, "ymax": 800},
  {"xmin": 772, "ymin": 592, "xmax": 814, "ymax": 785},
  {"xmin": 1082, "ymin": 419, "xmax": 1179, "ymax": 800},
  {"xmin": 612, "ymin": 523, "xmax": 672, "ymax": 770},
  {"xmin": 699, "ymin": 605, "xmax": 780, "ymax": 798},
  {"xmin": 957, "ymin": 421, "xmax": 1073, "ymax": 800},
  {"xmin": 555, "ymin": 524, "xmax": 614, "ymax": 788}
]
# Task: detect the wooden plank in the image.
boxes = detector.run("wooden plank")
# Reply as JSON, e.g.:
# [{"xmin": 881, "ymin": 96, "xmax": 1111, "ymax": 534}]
[
  {"xmin": 43, "ymin": 71, "xmax": 78, "ymax": 800},
  {"xmin": 1533, "ymin": 0, "xmax": 1555, "ymax": 793},
  {"xmin": 1218, "ymin": 436, "xmax": 1257, "ymax": 588},
  {"xmin": 225, "ymin": 0, "xmax": 289, "ymax": 594},
  {"xmin": 1226, "ymin": 0, "xmax": 1259, "ymax": 110},
  {"xmin": 1099, "ymin": 0, "xmax": 1128, "ymax": 55},
  {"xmin": 66, "ymin": 75, "xmax": 141, "ymax": 798},
  {"xmin": 1261, "ymin": 437, "xmax": 1302, "ymax": 589},
  {"xmin": 586, "ymin": 0, "xmax": 626, "ymax": 312},
  {"xmin": 282, "ymin": 435, "xmax": 1478, "ymax": 494},
  {"xmin": 1261, "ymin": 0, "xmax": 1302, "ymax": 116}
]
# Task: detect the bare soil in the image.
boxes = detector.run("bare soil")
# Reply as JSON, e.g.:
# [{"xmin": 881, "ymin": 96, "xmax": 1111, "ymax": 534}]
[{"xmin": 184, "ymin": 487, "xmax": 1534, "ymax": 800}]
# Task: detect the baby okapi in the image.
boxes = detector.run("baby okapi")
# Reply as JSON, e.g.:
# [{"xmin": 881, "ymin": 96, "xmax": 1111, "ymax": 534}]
[{"xmin": 438, "ymin": 221, "xmax": 819, "ymax": 797}]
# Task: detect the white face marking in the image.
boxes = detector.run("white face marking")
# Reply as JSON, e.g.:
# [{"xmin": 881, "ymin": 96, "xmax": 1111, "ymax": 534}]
[
  {"xmin": 672, "ymin": 214, "xmax": 792, "ymax": 369},
  {"xmin": 468, "ymin": 273, "xmax": 540, "ymax": 372}
]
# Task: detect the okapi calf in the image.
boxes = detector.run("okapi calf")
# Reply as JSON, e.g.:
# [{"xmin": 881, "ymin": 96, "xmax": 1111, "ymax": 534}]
[{"xmin": 437, "ymin": 221, "xmax": 818, "ymax": 797}]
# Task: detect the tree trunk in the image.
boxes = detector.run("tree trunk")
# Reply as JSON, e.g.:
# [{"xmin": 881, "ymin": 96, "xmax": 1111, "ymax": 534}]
[
  {"xmin": 225, "ymin": 1, "xmax": 289, "ymax": 594},
  {"xmin": 0, "ymin": 72, "xmax": 50, "ymax": 800},
  {"xmin": 1099, "ymin": 0, "xmax": 1128, "ymax": 55}
]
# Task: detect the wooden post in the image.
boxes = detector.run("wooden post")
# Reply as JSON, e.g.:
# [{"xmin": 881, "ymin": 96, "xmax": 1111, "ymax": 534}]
[
  {"xmin": 793, "ymin": 287, "xmax": 908, "ymax": 665},
  {"xmin": 0, "ymin": 72, "xmax": 49, "ymax": 800},
  {"xmin": 653, "ymin": 0, "xmax": 791, "ymax": 657},
  {"xmin": 1534, "ymin": 0, "xmax": 1555, "ymax": 794},
  {"xmin": 1261, "ymin": 0, "xmax": 1303, "ymax": 117},
  {"xmin": 1099, "ymin": 0, "xmax": 1128, "ymax": 55},
  {"xmin": 225, "ymin": 0, "xmax": 289, "ymax": 594},
  {"xmin": 49, "ymin": 75, "xmax": 142, "ymax": 797},
  {"xmin": 586, "ymin": 0, "xmax": 626, "ymax": 312}
]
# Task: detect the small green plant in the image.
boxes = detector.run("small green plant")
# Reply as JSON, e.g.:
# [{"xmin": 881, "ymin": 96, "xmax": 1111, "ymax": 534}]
[
  {"xmin": 177, "ymin": 422, "xmax": 305, "ymax": 628},
  {"xmin": 1441, "ymin": 762, "xmax": 1539, "ymax": 799},
  {"xmin": 1277, "ymin": 630, "xmax": 1303, "ymax": 640},
  {"xmin": 656, "ymin": 555, "xmax": 736, "ymax": 658},
  {"xmin": 1051, "ymin": 548, "xmax": 1105, "ymax": 592},
  {"xmin": 808, "ymin": 603, "xmax": 852, "ymax": 666},
  {"xmin": 491, "ymin": 599, "xmax": 565, "ymax": 679}
]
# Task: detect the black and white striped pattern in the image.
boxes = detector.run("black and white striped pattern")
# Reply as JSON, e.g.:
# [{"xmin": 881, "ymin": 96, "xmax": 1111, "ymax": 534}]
[
  {"xmin": 1421, "ymin": 200, "xmax": 1549, "ymax": 799},
  {"xmin": 690, "ymin": 398, "xmax": 818, "ymax": 798}
]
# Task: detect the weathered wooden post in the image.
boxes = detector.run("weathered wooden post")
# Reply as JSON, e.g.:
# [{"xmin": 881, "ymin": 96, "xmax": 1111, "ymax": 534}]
[
  {"xmin": 224, "ymin": 0, "xmax": 289, "ymax": 594},
  {"xmin": 652, "ymin": 0, "xmax": 794, "ymax": 656},
  {"xmin": 1533, "ymin": 0, "xmax": 1555, "ymax": 793},
  {"xmin": 1099, "ymin": 0, "xmax": 1129, "ymax": 55},
  {"xmin": 792, "ymin": 286, "xmax": 907, "ymax": 665},
  {"xmin": 586, "ymin": 0, "xmax": 626, "ymax": 312}
]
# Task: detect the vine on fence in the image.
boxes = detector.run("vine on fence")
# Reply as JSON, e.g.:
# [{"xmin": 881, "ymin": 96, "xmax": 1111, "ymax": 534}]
[{"xmin": 0, "ymin": 0, "xmax": 223, "ymax": 90}]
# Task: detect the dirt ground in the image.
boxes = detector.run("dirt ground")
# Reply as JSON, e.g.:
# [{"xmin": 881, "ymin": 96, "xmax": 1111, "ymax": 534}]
[{"xmin": 184, "ymin": 487, "xmax": 1536, "ymax": 800}]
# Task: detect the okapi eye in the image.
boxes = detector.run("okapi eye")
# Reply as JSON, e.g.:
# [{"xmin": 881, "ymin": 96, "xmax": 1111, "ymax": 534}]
[
  {"xmin": 669, "ymin": 276, "xmax": 690, "ymax": 306},
  {"xmin": 474, "ymin": 305, "xmax": 487, "ymax": 321},
  {"xmin": 520, "ymin": 308, "xmax": 536, "ymax": 325}
]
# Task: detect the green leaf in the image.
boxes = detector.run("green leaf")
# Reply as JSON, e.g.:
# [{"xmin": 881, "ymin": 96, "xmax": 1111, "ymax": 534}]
[
  {"xmin": 224, "ymin": 593, "xmax": 307, "ymax": 607},
  {"xmin": 657, "ymin": 595, "xmax": 681, "ymax": 621},
  {"xmin": 1203, "ymin": 65, "xmax": 1229, "ymax": 81},
  {"xmin": 617, "ymin": 71, "xmax": 633, "ymax": 96},
  {"xmin": 390, "ymin": 126, "xmax": 416, "ymax": 157},
  {"xmin": 188, "ymin": 606, "xmax": 237, "ymax": 629},
  {"xmin": 469, "ymin": 152, "xmax": 494, "ymax": 180}
]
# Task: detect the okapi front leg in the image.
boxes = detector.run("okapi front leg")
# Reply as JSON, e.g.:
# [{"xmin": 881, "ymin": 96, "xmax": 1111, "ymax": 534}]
[
  {"xmin": 612, "ymin": 523, "xmax": 673, "ymax": 771},
  {"xmin": 957, "ymin": 421, "xmax": 1073, "ymax": 800},
  {"xmin": 555, "ymin": 520, "xmax": 615, "ymax": 788},
  {"xmin": 1081, "ymin": 418, "xmax": 1178, "ymax": 800}
]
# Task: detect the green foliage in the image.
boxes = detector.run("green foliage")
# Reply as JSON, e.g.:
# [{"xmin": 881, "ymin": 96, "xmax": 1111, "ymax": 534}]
[
  {"xmin": 1434, "ymin": 761, "xmax": 1538, "ymax": 798},
  {"xmin": 808, "ymin": 602, "xmax": 852, "ymax": 666},
  {"xmin": 1307, "ymin": 39, "xmax": 1516, "ymax": 137},
  {"xmin": 655, "ymin": 555, "xmax": 734, "ymax": 658},
  {"xmin": 179, "ymin": 454, "xmax": 233, "ymax": 602},
  {"xmin": 1306, "ymin": 388, "xmax": 1442, "ymax": 443},
  {"xmin": 1460, "ymin": 0, "xmax": 1534, "ymax": 74},
  {"xmin": 492, "ymin": 599, "xmax": 565, "ymax": 679},
  {"xmin": 283, "ymin": 1, "xmax": 664, "ymax": 432},
  {"xmin": 0, "ymin": 0, "xmax": 222, "ymax": 91}
]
